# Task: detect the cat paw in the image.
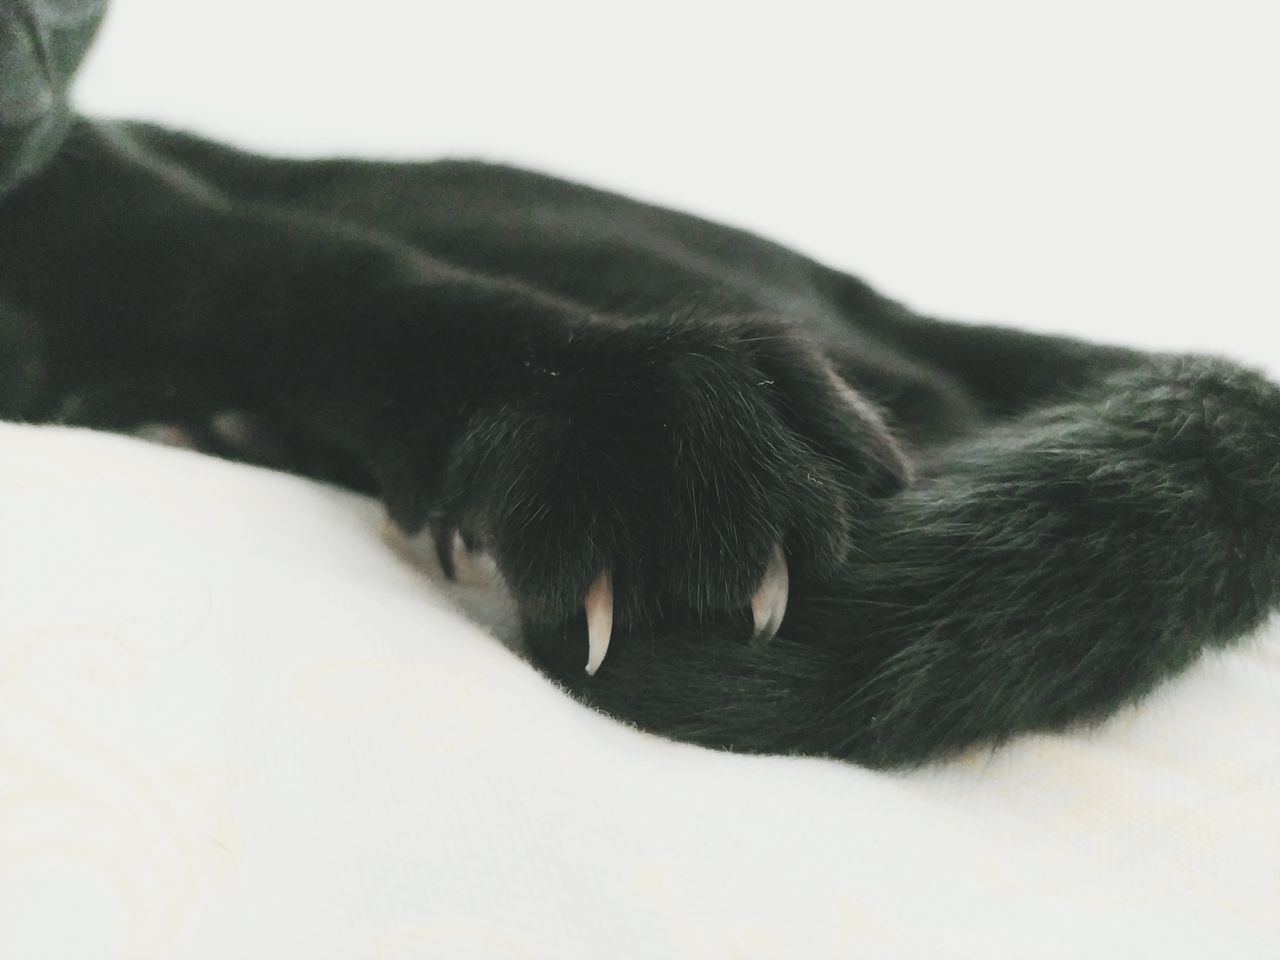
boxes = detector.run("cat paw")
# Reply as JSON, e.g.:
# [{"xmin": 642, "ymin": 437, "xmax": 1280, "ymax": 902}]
[{"xmin": 382, "ymin": 316, "xmax": 911, "ymax": 672}]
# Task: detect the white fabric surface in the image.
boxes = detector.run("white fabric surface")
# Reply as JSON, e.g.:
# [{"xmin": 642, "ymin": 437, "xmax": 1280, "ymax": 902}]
[{"xmin": 1, "ymin": 422, "xmax": 1278, "ymax": 958}]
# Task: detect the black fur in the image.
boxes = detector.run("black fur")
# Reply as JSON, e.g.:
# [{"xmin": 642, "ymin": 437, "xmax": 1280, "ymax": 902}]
[{"xmin": 3, "ymin": 3, "xmax": 1278, "ymax": 767}]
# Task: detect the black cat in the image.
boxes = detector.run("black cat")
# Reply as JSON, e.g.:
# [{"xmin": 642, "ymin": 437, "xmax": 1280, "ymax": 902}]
[{"xmin": 3, "ymin": 1, "xmax": 1278, "ymax": 767}]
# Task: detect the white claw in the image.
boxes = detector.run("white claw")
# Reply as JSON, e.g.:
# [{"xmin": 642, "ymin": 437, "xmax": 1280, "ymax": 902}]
[
  {"xmin": 751, "ymin": 545, "xmax": 789, "ymax": 641},
  {"xmin": 448, "ymin": 529, "xmax": 466, "ymax": 573},
  {"xmin": 584, "ymin": 570, "xmax": 614, "ymax": 676}
]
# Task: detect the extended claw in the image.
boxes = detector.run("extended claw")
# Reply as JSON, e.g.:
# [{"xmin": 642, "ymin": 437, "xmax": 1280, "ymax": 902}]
[
  {"xmin": 584, "ymin": 570, "xmax": 613, "ymax": 676},
  {"xmin": 751, "ymin": 545, "xmax": 789, "ymax": 641},
  {"xmin": 431, "ymin": 522, "xmax": 459, "ymax": 580},
  {"xmin": 427, "ymin": 523, "xmax": 498, "ymax": 585}
]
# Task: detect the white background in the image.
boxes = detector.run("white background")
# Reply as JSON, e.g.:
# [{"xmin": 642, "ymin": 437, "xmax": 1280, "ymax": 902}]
[{"xmin": 75, "ymin": 0, "xmax": 1279, "ymax": 370}]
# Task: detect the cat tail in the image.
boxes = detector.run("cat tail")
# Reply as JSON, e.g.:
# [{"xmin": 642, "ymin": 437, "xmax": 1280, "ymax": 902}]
[{"xmin": 532, "ymin": 355, "xmax": 1280, "ymax": 766}]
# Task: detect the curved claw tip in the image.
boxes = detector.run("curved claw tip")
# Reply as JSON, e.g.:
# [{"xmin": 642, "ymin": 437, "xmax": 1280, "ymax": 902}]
[
  {"xmin": 433, "ymin": 528, "xmax": 461, "ymax": 580},
  {"xmin": 751, "ymin": 545, "xmax": 789, "ymax": 641},
  {"xmin": 584, "ymin": 570, "xmax": 613, "ymax": 676}
]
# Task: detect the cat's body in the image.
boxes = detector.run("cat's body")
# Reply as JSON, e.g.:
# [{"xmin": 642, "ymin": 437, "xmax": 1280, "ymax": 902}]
[{"xmin": 3, "ymin": 1, "xmax": 1278, "ymax": 766}]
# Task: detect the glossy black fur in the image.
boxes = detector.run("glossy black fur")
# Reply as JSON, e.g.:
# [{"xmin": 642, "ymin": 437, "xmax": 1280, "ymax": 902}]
[{"xmin": 3, "ymin": 6, "xmax": 1279, "ymax": 766}]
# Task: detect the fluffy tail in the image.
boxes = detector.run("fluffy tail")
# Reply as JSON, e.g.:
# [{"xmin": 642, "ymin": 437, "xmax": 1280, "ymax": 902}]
[{"xmin": 530, "ymin": 355, "xmax": 1280, "ymax": 766}]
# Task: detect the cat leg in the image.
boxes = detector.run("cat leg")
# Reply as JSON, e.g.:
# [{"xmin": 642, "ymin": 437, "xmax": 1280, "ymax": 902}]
[{"xmin": 1, "ymin": 120, "xmax": 912, "ymax": 671}]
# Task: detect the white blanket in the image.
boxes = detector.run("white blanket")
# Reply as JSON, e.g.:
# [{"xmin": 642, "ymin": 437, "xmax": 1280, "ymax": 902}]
[{"xmin": 1, "ymin": 422, "xmax": 1277, "ymax": 958}]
